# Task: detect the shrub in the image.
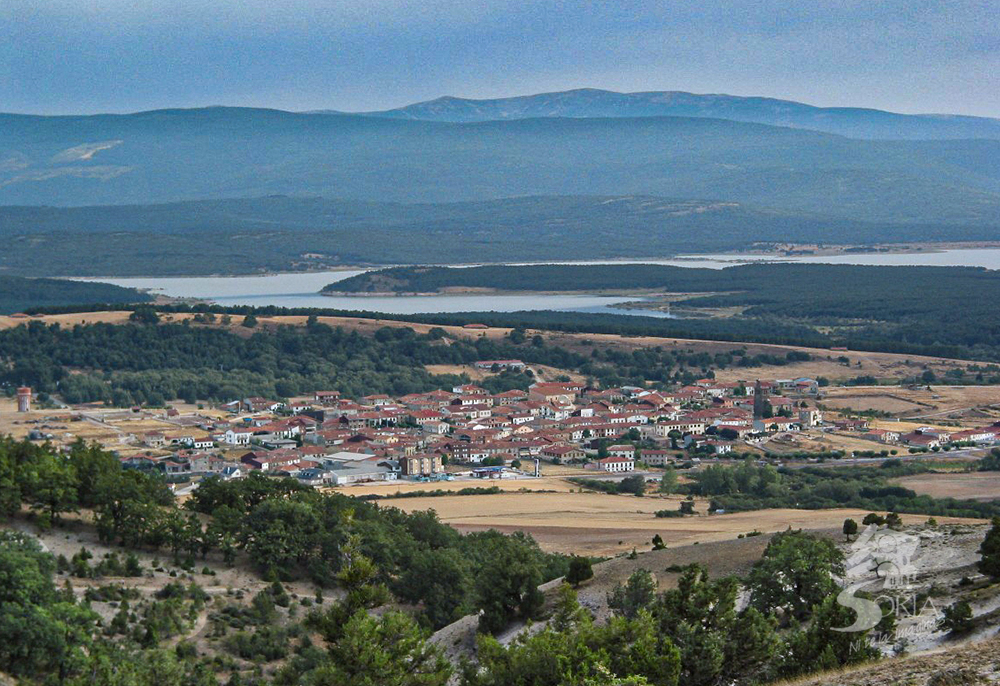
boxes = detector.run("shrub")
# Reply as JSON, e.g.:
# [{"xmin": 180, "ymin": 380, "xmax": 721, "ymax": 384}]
[{"xmin": 565, "ymin": 556, "xmax": 594, "ymax": 587}]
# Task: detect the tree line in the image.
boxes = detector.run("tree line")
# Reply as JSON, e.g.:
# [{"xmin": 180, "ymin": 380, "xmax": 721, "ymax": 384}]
[
  {"xmin": 0, "ymin": 316, "xmax": 807, "ymax": 406},
  {"xmin": 0, "ymin": 438, "xmax": 569, "ymax": 633},
  {"xmin": 0, "ymin": 275, "xmax": 149, "ymax": 315},
  {"xmin": 684, "ymin": 460, "xmax": 1000, "ymax": 519}
]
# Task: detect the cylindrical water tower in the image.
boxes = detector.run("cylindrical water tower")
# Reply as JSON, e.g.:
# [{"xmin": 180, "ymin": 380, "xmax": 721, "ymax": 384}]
[{"xmin": 16, "ymin": 387, "xmax": 31, "ymax": 412}]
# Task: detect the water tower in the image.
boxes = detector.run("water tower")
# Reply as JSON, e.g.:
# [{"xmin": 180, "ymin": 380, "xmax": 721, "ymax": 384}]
[{"xmin": 16, "ymin": 387, "xmax": 31, "ymax": 413}]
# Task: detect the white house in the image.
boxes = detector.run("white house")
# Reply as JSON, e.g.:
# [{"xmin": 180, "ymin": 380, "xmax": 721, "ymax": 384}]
[
  {"xmin": 606, "ymin": 444, "xmax": 636, "ymax": 459},
  {"xmin": 597, "ymin": 456, "xmax": 635, "ymax": 473},
  {"xmin": 223, "ymin": 428, "xmax": 253, "ymax": 445}
]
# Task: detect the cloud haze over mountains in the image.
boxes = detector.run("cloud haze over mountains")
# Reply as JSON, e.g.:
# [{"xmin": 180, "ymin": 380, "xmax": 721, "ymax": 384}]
[{"xmin": 3, "ymin": 0, "xmax": 997, "ymax": 116}]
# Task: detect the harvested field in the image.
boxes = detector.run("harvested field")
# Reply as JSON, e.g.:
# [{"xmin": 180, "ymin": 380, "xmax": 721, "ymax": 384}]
[
  {"xmin": 386, "ymin": 490, "xmax": 976, "ymax": 555},
  {"xmin": 820, "ymin": 394, "xmax": 926, "ymax": 414},
  {"xmin": 824, "ymin": 385, "xmax": 1000, "ymax": 422},
  {"xmin": 894, "ymin": 472, "xmax": 1000, "ymax": 501},
  {"xmin": 423, "ymin": 364, "xmax": 492, "ymax": 380},
  {"xmin": 535, "ymin": 463, "xmax": 593, "ymax": 476},
  {"xmin": 0, "ymin": 311, "xmax": 134, "ymax": 329},
  {"xmin": 423, "ymin": 362, "xmax": 585, "ymax": 384},
  {"xmin": 332, "ymin": 475, "xmax": 578, "ymax": 497},
  {"xmin": 762, "ymin": 431, "xmax": 881, "ymax": 455}
]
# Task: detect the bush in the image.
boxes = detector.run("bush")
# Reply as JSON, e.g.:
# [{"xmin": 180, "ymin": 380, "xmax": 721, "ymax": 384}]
[
  {"xmin": 928, "ymin": 668, "xmax": 982, "ymax": 686},
  {"xmin": 225, "ymin": 625, "xmax": 290, "ymax": 662},
  {"xmin": 566, "ymin": 556, "xmax": 594, "ymax": 587},
  {"xmin": 938, "ymin": 600, "xmax": 974, "ymax": 634}
]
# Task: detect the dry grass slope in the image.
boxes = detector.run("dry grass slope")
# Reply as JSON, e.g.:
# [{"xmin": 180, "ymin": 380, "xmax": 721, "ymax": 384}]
[{"xmin": 781, "ymin": 635, "xmax": 1000, "ymax": 686}]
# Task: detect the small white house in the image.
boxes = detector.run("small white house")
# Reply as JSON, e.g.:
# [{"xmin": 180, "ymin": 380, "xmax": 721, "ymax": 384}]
[
  {"xmin": 597, "ymin": 456, "xmax": 635, "ymax": 473},
  {"xmin": 223, "ymin": 428, "xmax": 253, "ymax": 445}
]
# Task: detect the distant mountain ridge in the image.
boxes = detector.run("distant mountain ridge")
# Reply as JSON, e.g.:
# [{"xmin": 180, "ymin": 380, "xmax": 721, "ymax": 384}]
[
  {"xmin": 361, "ymin": 88, "xmax": 1000, "ymax": 140},
  {"xmin": 2, "ymin": 108, "xmax": 1000, "ymax": 226}
]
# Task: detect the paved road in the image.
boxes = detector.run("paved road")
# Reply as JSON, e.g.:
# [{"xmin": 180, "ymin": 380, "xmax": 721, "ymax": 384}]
[{"xmin": 570, "ymin": 470, "xmax": 661, "ymax": 482}]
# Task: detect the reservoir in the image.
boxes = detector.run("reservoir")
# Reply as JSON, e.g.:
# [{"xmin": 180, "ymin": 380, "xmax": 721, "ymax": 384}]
[{"xmin": 84, "ymin": 247, "xmax": 1000, "ymax": 316}]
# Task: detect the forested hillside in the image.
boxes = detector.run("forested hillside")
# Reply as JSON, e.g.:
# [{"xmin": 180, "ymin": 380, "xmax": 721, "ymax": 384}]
[
  {"xmin": 0, "ymin": 438, "xmax": 567, "ymax": 683},
  {"xmin": 329, "ymin": 262, "xmax": 1000, "ymax": 297},
  {"xmin": 0, "ymin": 316, "xmax": 787, "ymax": 405},
  {"xmin": 7, "ymin": 436, "xmax": 985, "ymax": 685},
  {"xmin": 329, "ymin": 263, "xmax": 1000, "ymax": 361},
  {"xmin": 0, "ymin": 275, "xmax": 150, "ymax": 313},
  {"xmin": 0, "ymin": 195, "xmax": 891, "ymax": 276}
]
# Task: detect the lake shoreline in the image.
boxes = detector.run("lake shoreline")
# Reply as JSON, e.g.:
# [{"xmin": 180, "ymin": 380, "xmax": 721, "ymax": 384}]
[
  {"xmin": 320, "ymin": 288, "xmax": 671, "ymax": 297},
  {"xmin": 55, "ymin": 245, "xmax": 1000, "ymax": 316},
  {"xmin": 61, "ymin": 240, "xmax": 1000, "ymax": 281}
]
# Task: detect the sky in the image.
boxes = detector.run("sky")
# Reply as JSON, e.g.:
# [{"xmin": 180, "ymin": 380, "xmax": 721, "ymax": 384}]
[{"xmin": 2, "ymin": 0, "xmax": 998, "ymax": 117}]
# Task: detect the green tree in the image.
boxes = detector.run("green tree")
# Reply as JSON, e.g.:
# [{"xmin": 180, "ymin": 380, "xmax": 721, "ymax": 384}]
[
  {"xmin": 305, "ymin": 610, "xmax": 451, "ymax": 686},
  {"xmin": 885, "ymin": 512, "xmax": 903, "ymax": 530},
  {"xmin": 0, "ymin": 532, "xmax": 100, "ymax": 680},
  {"xmin": 658, "ymin": 466, "xmax": 678, "ymax": 494},
  {"xmin": 938, "ymin": 600, "xmax": 974, "ymax": 634},
  {"xmin": 239, "ymin": 497, "xmax": 322, "ymax": 578},
  {"xmin": 308, "ymin": 534, "xmax": 391, "ymax": 643},
  {"xmin": 129, "ymin": 306, "xmax": 161, "ymax": 324},
  {"xmin": 566, "ymin": 556, "xmax": 593, "ymax": 587},
  {"xmin": 395, "ymin": 548, "xmax": 470, "ymax": 629},
  {"xmin": 978, "ymin": 449, "xmax": 1000, "ymax": 471},
  {"xmin": 977, "ymin": 516, "xmax": 1000, "ymax": 579},
  {"xmin": 93, "ymin": 469, "xmax": 173, "ymax": 546},
  {"xmin": 608, "ymin": 569, "xmax": 656, "ymax": 620},
  {"xmin": 652, "ymin": 565, "xmax": 738, "ymax": 686},
  {"xmin": 467, "ymin": 585, "xmax": 679, "ymax": 686},
  {"xmin": 474, "ymin": 537, "xmax": 545, "ymax": 634},
  {"xmin": 67, "ymin": 441, "xmax": 120, "ymax": 509},
  {"xmin": 779, "ymin": 595, "xmax": 879, "ymax": 678},
  {"xmin": 842, "ymin": 518, "xmax": 858, "ymax": 541},
  {"xmin": 747, "ymin": 530, "xmax": 843, "ymax": 622},
  {"xmin": 0, "ymin": 449, "xmax": 22, "ymax": 518},
  {"xmin": 722, "ymin": 607, "xmax": 779, "ymax": 684},
  {"xmin": 241, "ymin": 313, "xmax": 258, "ymax": 328},
  {"xmin": 23, "ymin": 452, "xmax": 78, "ymax": 527},
  {"xmin": 618, "ymin": 474, "xmax": 646, "ymax": 496}
]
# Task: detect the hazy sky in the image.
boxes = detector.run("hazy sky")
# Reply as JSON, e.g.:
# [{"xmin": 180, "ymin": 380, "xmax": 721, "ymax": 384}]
[{"xmin": 3, "ymin": 0, "xmax": 998, "ymax": 116}]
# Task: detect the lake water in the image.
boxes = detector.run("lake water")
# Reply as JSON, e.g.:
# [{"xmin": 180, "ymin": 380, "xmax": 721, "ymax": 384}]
[
  {"xmin": 673, "ymin": 248, "xmax": 1000, "ymax": 269},
  {"xmin": 92, "ymin": 270, "xmax": 654, "ymax": 315},
  {"xmin": 86, "ymin": 247, "xmax": 1000, "ymax": 316}
]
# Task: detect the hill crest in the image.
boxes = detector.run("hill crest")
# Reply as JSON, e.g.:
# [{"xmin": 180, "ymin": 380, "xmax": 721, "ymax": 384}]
[{"xmin": 360, "ymin": 87, "xmax": 1000, "ymax": 140}]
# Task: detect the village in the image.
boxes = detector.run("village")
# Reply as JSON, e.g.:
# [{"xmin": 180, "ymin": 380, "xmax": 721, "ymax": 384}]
[{"xmin": 4, "ymin": 359, "xmax": 999, "ymax": 494}]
